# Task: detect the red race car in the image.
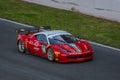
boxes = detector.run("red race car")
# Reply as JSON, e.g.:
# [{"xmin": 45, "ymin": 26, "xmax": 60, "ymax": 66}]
[{"xmin": 16, "ymin": 26, "xmax": 94, "ymax": 62}]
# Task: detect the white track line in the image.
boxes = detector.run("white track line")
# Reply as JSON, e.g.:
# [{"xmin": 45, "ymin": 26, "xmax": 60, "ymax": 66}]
[
  {"xmin": 0, "ymin": 18, "xmax": 34, "ymax": 28},
  {"xmin": 0, "ymin": 18, "xmax": 120, "ymax": 52},
  {"xmin": 89, "ymin": 41, "xmax": 120, "ymax": 52}
]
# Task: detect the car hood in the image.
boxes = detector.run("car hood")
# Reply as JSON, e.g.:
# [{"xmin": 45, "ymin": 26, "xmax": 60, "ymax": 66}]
[
  {"xmin": 52, "ymin": 40, "xmax": 92, "ymax": 53},
  {"xmin": 57, "ymin": 43, "xmax": 81, "ymax": 53}
]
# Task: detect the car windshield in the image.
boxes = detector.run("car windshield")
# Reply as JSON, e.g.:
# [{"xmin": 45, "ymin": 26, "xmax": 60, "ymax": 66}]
[{"xmin": 48, "ymin": 34, "xmax": 79, "ymax": 44}]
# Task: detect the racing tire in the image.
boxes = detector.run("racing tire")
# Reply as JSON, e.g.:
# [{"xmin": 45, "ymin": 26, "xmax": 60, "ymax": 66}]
[
  {"xmin": 47, "ymin": 48, "xmax": 55, "ymax": 61},
  {"xmin": 18, "ymin": 40, "xmax": 26, "ymax": 53}
]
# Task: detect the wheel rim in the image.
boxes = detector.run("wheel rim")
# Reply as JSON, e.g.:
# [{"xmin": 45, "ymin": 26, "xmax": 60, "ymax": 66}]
[
  {"xmin": 47, "ymin": 49, "xmax": 54, "ymax": 61},
  {"xmin": 18, "ymin": 41, "xmax": 25, "ymax": 52}
]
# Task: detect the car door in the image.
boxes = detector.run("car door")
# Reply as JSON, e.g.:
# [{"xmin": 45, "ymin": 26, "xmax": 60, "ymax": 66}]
[{"xmin": 35, "ymin": 34, "xmax": 48, "ymax": 57}]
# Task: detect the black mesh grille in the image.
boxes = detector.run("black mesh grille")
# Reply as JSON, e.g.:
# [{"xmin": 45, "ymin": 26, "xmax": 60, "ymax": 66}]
[{"xmin": 68, "ymin": 53, "xmax": 92, "ymax": 59}]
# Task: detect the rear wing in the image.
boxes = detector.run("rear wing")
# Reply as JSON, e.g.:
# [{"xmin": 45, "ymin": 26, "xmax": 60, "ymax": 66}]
[{"xmin": 16, "ymin": 26, "xmax": 51, "ymax": 34}]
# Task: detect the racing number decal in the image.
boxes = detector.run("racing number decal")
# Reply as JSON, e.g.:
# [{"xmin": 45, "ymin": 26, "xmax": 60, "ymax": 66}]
[{"xmin": 41, "ymin": 45, "xmax": 46, "ymax": 53}]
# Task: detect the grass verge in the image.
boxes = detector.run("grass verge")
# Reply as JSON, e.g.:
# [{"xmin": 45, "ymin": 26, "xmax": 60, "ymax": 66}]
[{"xmin": 0, "ymin": 0, "xmax": 120, "ymax": 48}]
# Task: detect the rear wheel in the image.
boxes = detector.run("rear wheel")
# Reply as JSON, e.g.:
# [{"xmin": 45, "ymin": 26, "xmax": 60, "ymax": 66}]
[
  {"xmin": 18, "ymin": 40, "xmax": 26, "ymax": 53},
  {"xmin": 47, "ymin": 48, "xmax": 54, "ymax": 61}
]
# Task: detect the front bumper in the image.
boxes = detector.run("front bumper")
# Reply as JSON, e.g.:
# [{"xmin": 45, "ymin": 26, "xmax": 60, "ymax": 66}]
[{"xmin": 55, "ymin": 50, "xmax": 94, "ymax": 63}]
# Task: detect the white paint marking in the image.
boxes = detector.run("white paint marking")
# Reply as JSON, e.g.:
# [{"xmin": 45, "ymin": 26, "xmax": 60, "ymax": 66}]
[
  {"xmin": 0, "ymin": 18, "xmax": 34, "ymax": 28},
  {"xmin": 89, "ymin": 41, "xmax": 120, "ymax": 52},
  {"xmin": 0, "ymin": 18, "xmax": 120, "ymax": 52}
]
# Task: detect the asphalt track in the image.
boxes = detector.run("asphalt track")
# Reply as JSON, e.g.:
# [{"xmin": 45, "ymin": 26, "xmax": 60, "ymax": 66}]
[{"xmin": 0, "ymin": 19, "xmax": 120, "ymax": 80}]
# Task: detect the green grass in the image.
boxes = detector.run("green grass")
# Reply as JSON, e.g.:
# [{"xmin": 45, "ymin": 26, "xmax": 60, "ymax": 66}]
[{"xmin": 0, "ymin": 0, "xmax": 120, "ymax": 48}]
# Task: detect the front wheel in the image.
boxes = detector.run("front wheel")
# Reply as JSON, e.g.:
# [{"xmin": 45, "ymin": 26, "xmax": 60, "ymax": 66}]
[
  {"xmin": 18, "ymin": 40, "xmax": 26, "ymax": 53},
  {"xmin": 47, "ymin": 48, "xmax": 54, "ymax": 61}
]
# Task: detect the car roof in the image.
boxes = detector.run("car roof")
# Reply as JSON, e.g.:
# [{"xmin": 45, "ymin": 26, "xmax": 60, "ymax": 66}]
[{"xmin": 34, "ymin": 30, "xmax": 71, "ymax": 37}]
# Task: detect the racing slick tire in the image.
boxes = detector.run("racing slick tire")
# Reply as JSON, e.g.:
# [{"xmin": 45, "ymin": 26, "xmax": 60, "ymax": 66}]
[
  {"xmin": 47, "ymin": 48, "xmax": 55, "ymax": 61},
  {"xmin": 18, "ymin": 40, "xmax": 26, "ymax": 53}
]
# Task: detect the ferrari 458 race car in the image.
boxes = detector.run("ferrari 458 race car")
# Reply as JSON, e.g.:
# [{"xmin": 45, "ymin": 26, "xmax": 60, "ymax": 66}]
[{"xmin": 16, "ymin": 26, "xmax": 94, "ymax": 63}]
